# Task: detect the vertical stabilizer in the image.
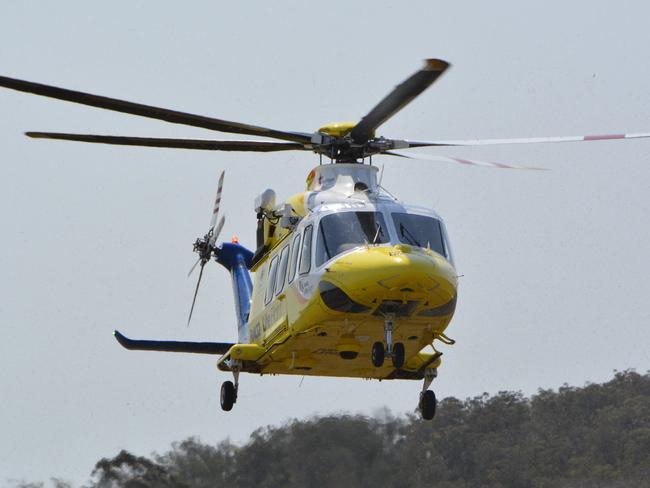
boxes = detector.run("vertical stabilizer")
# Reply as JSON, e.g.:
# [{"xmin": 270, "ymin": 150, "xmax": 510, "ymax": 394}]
[{"xmin": 214, "ymin": 242, "xmax": 254, "ymax": 343}]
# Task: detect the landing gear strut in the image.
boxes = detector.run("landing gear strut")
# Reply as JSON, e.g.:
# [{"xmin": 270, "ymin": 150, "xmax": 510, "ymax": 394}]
[
  {"xmin": 384, "ymin": 314, "xmax": 393, "ymax": 356},
  {"xmin": 220, "ymin": 363, "xmax": 240, "ymax": 412},
  {"xmin": 371, "ymin": 314, "xmax": 405, "ymax": 369},
  {"xmin": 418, "ymin": 367, "xmax": 438, "ymax": 420}
]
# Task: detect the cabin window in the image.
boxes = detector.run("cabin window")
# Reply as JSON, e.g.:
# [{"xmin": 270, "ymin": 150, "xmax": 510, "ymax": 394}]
[
  {"xmin": 265, "ymin": 255, "xmax": 279, "ymax": 305},
  {"xmin": 288, "ymin": 233, "xmax": 301, "ymax": 284},
  {"xmin": 299, "ymin": 225, "xmax": 313, "ymax": 275},
  {"xmin": 391, "ymin": 213, "xmax": 446, "ymax": 256},
  {"xmin": 315, "ymin": 211, "xmax": 389, "ymax": 267},
  {"xmin": 275, "ymin": 245, "xmax": 290, "ymax": 296}
]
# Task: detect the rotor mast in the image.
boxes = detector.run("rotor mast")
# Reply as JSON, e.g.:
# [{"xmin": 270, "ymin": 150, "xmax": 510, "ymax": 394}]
[{"xmin": 311, "ymin": 122, "xmax": 407, "ymax": 164}]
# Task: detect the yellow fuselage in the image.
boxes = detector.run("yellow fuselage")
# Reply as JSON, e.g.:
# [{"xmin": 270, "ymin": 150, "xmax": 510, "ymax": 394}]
[
  {"xmin": 260, "ymin": 246, "xmax": 454, "ymax": 379},
  {"xmin": 236, "ymin": 240, "xmax": 456, "ymax": 380},
  {"xmin": 219, "ymin": 164, "xmax": 457, "ymax": 381}
]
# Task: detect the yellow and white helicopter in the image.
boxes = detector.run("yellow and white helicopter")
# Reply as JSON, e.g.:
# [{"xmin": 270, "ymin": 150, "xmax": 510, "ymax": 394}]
[{"xmin": 2, "ymin": 59, "xmax": 649, "ymax": 420}]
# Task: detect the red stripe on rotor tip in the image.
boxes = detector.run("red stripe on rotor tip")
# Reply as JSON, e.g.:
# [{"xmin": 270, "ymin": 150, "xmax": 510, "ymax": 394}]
[
  {"xmin": 454, "ymin": 157, "xmax": 513, "ymax": 169},
  {"xmin": 453, "ymin": 157, "xmax": 473, "ymax": 165},
  {"xmin": 584, "ymin": 134, "xmax": 625, "ymax": 141}
]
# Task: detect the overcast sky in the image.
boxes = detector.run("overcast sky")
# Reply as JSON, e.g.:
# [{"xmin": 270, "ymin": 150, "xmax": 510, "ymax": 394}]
[{"xmin": 2, "ymin": 1, "xmax": 650, "ymax": 485}]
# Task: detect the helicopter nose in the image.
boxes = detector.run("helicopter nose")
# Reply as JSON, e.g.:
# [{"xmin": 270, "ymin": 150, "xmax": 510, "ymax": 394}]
[{"xmin": 320, "ymin": 244, "xmax": 457, "ymax": 314}]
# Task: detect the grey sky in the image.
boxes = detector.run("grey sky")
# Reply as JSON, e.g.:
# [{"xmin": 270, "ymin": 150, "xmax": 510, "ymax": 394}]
[{"xmin": 2, "ymin": 1, "xmax": 649, "ymax": 484}]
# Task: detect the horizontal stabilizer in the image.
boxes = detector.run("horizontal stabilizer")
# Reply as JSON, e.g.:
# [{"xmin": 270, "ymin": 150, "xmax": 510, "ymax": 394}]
[{"xmin": 114, "ymin": 330, "xmax": 233, "ymax": 355}]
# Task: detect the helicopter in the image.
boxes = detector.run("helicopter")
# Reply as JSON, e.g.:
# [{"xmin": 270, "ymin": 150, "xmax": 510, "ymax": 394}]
[{"xmin": 2, "ymin": 59, "xmax": 649, "ymax": 420}]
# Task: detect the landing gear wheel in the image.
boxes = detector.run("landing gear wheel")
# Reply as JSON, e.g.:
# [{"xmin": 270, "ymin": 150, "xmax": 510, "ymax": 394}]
[
  {"xmin": 371, "ymin": 341, "xmax": 385, "ymax": 367},
  {"xmin": 420, "ymin": 390, "xmax": 437, "ymax": 420},
  {"xmin": 392, "ymin": 342, "xmax": 405, "ymax": 369},
  {"xmin": 220, "ymin": 380, "xmax": 236, "ymax": 412}
]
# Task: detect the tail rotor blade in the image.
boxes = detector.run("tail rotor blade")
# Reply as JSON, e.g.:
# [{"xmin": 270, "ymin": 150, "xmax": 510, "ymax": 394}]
[
  {"xmin": 187, "ymin": 262, "xmax": 206, "ymax": 327},
  {"xmin": 209, "ymin": 215, "xmax": 226, "ymax": 247},
  {"xmin": 209, "ymin": 171, "xmax": 225, "ymax": 229},
  {"xmin": 187, "ymin": 256, "xmax": 201, "ymax": 278},
  {"xmin": 187, "ymin": 170, "xmax": 226, "ymax": 326}
]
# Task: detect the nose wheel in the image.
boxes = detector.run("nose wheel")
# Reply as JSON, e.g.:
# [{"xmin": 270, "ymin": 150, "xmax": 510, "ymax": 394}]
[
  {"xmin": 371, "ymin": 341, "xmax": 385, "ymax": 367},
  {"xmin": 392, "ymin": 342, "xmax": 405, "ymax": 369},
  {"xmin": 371, "ymin": 314, "xmax": 405, "ymax": 369}
]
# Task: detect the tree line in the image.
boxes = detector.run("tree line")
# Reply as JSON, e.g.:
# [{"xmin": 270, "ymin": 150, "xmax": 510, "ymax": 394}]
[{"xmin": 16, "ymin": 370, "xmax": 650, "ymax": 488}]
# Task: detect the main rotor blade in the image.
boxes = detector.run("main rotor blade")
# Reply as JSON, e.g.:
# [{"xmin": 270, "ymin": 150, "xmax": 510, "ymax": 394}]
[
  {"xmin": 385, "ymin": 150, "xmax": 546, "ymax": 170},
  {"xmin": 25, "ymin": 132, "xmax": 308, "ymax": 151},
  {"xmin": 350, "ymin": 59, "xmax": 450, "ymax": 144},
  {"xmin": 405, "ymin": 132, "xmax": 650, "ymax": 147},
  {"xmin": 0, "ymin": 75, "xmax": 312, "ymax": 144}
]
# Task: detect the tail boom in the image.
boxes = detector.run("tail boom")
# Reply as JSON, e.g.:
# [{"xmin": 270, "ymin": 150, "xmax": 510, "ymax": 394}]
[{"xmin": 214, "ymin": 242, "xmax": 254, "ymax": 342}]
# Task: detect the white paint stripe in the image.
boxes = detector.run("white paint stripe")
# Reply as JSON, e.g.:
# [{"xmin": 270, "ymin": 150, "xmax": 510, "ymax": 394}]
[{"xmin": 406, "ymin": 132, "xmax": 650, "ymax": 147}]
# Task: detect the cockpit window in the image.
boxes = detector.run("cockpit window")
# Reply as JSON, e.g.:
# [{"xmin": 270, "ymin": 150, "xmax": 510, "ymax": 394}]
[
  {"xmin": 392, "ymin": 213, "xmax": 446, "ymax": 256},
  {"xmin": 288, "ymin": 233, "xmax": 301, "ymax": 284},
  {"xmin": 275, "ymin": 245, "xmax": 290, "ymax": 296},
  {"xmin": 265, "ymin": 255, "xmax": 279, "ymax": 305},
  {"xmin": 299, "ymin": 225, "xmax": 313, "ymax": 275},
  {"xmin": 315, "ymin": 211, "xmax": 389, "ymax": 267}
]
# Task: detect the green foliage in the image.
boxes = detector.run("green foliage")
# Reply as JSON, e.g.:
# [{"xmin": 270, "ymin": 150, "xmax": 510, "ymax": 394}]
[
  {"xmin": 18, "ymin": 370, "xmax": 650, "ymax": 488},
  {"xmin": 88, "ymin": 450, "xmax": 185, "ymax": 488},
  {"xmin": 153, "ymin": 438, "xmax": 236, "ymax": 488}
]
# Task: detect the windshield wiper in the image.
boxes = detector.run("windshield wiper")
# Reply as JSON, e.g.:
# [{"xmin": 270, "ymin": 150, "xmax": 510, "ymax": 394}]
[
  {"xmin": 372, "ymin": 222, "xmax": 384, "ymax": 244},
  {"xmin": 319, "ymin": 224, "xmax": 333, "ymax": 259},
  {"xmin": 399, "ymin": 223, "xmax": 421, "ymax": 247}
]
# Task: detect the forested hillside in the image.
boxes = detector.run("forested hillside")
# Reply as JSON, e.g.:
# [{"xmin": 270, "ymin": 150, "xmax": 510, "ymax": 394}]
[{"xmin": 17, "ymin": 370, "xmax": 650, "ymax": 488}]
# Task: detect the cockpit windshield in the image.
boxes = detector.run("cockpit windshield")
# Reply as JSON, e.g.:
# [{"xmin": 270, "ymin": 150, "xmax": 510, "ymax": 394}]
[
  {"xmin": 315, "ymin": 211, "xmax": 389, "ymax": 266},
  {"xmin": 392, "ymin": 213, "xmax": 446, "ymax": 256}
]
